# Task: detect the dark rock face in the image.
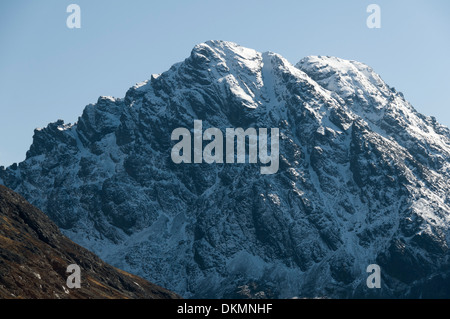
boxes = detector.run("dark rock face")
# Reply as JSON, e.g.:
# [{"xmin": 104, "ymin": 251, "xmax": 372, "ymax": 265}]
[
  {"xmin": 1, "ymin": 41, "xmax": 450, "ymax": 298},
  {"xmin": 0, "ymin": 185, "xmax": 180, "ymax": 299}
]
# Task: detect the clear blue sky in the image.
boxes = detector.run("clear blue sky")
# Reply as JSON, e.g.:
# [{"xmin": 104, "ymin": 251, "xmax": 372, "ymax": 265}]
[{"xmin": 1, "ymin": 0, "xmax": 449, "ymax": 167}]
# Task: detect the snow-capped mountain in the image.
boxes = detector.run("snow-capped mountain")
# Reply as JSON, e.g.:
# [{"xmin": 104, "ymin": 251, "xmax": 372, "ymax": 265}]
[{"xmin": 1, "ymin": 40, "xmax": 450, "ymax": 298}]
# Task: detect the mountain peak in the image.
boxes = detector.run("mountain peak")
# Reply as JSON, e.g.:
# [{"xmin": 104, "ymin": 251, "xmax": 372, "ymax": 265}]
[
  {"xmin": 1, "ymin": 42, "xmax": 450, "ymax": 298},
  {"xmin": 296, "ymin": 55, "xmax": 391, "ymax": 102},
  {"xmin": 195, "ymin": 40, "xmax": 258, "ymax": 57},
  {"xmin": 188, "ymin": 40, "xmax": 262, "ymax": 73}
]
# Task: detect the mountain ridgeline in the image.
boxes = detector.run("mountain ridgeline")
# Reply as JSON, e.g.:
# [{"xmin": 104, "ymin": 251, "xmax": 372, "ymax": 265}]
[
  {"xmin": 0, "ymin": 185, "xmax": 180, "ymax": 299},
  {"xmin": 1, "ymin": 41, "xmax": 450, "ymax": 298}
]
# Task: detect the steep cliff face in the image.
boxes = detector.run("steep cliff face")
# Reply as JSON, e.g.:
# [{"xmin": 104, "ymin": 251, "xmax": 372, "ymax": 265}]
[
  {"xmin": 1, "ymin": 41, "xmax": 450, "ymax": 298},
  {"xmin": 0, "ymin": 185, "xmax": 180, "ymax": 299}
]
